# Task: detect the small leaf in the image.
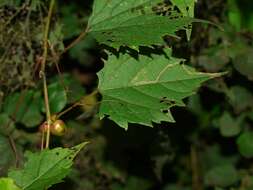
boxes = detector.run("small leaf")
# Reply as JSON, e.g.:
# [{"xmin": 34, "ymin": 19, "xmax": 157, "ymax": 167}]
[
  {"xmin": 247, "ymin": 111, "xmax": 253, "ymax": 121},
  {"xmin": 227, "ymin": 86, "xmax": 253, "ymax": 113},
  {"xmin": 46, "ymin": 81, "xmax": 68, "ymax": 114},
  {"xmin": 98, "ymin": 49, "xmax": 218, "ymax": 129},
  {"xmin": 218, "ymin": 112, "xmax": 242, "ymax": 137},
  {"xmin": 228, "ymin": 0, "xmax": 242, "ymax": 31},
  {"xmin": 30, "ymin": 0, "xmax": 41, "ymax": 11},
  {"xmin": 200, "ymin": 145, "xmax": 238, "ymax": 172},
  {"xmin": 112, "ymin": 176, "xmax": 153, "ymax": 190},
  {"xmin": 0, "ymin": 178, "xmax": 21, "ymax": 190},
  {"xmin": 163, "ymin": 184, "xmax": 191, "ymax": 190},
  {"xmin": 21, "ymin": 92, "xmax": 43, "ymax": 127},
  {"xmin": 0, "ymin": 0, "xmax": 21, "ymax": 6},
  {"xmin": 49, "ymin": 23, "xmax": 65, "ymax": 52},
  {"xmin": 197, "ymin": 46, "xmax": 229, "ymax": 72},
  {"xmin": 63, "ymin": 75, "xmax": 86, "ymax": 104},
  {"xmin": 233, "ymin": 48, "xmax": 253, "ymax": 81},
  {"xmin": 215, "ymin": 188, "xmax": 225, "ymax": 190},
  {"xmin": 237, "ymin": 132, "xmax": 253, "ymax": 158},
  {"xmin": 0, "ymin": 135, "xmax": 16, "ymax": 175},
  {"xmin": 204, "ymin": 165, "xmax": 239, "ymax": 187},
  {"xmin": 3, "ymin": 90, "xmax": 43, "ymax": 128},
  {"xmin": 8, "ymin": 142, "xmax": 88, "ymax": 190},
  {"xmin": 0, "ymin": 113, "xmax": 15, "ymax": 135}
]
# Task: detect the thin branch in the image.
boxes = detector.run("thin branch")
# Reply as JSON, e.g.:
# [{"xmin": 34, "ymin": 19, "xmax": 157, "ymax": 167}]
[
  {"xmin": 56, "ymin": 101, "xmax": 81, "ymax": 119},
  {"xmin": 62, "ymin": 26, "xmax": 89, "ymax": 55},
  {"xmin": 56, "ymin": 89, "xmax": 99, "ymax": 119}
]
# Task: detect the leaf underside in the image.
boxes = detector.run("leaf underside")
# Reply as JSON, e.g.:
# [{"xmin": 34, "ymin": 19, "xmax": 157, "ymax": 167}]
[
  {"xmin": 88, "ymin": 0, "xmax": 195, "ymax": 48},
  {"xmin": 8, "ymin": 142, "xmax": 88, "ymax": 190},
  {"xmin": 98, "ymin": 50, "xmax": 218, "ymax": 129}
]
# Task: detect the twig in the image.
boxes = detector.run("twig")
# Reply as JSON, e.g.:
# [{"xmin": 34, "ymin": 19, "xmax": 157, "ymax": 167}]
[
  {"xmin": 56, "ymin": 101, "xmax": 81, "ymax": 119},
  {"xmin": 56, "ymin": 89, "xmax": 99, "ymax": 119},
  {"xmin": 62, "ymin": 26, "xmax": 89, "ymax": 55}
]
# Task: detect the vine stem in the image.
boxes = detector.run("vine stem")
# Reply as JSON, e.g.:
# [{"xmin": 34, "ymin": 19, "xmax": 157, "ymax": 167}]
[{"xmin": 40, "ymin": 0, "xmax": 55, "ymax": 149}]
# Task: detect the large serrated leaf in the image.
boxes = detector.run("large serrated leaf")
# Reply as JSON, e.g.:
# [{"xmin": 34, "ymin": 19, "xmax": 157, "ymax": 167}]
[
  {"xmin": 8, "ymin": 142, "xmax": 88, "ymax": 190},
  {"xmin": 87, "ymin": 0, "xmax": 194, "ymax": 48},
  {"xmin": 98, "ymin": 50, "xmax": 218, "ymax": 129}
]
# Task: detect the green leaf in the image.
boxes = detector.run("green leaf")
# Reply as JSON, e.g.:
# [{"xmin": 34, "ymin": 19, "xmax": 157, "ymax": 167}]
[
  {"xmin": 218, "ymin": 112, "xmax": 242, "ymax": 137},
  {"xmin": 8, "ymin": 142, "xmax": 88, "ymax": 190},
  {"xmin": 88, "ymin": 0, "xmax": 194, "ymax": 48},
  {"xmin": 60, "ymin": 4, "xmax": 88, "ymax": 39},
  {"xmin": 3, "ymin": 90, "xmax": 43, "ymax": 128},
  {"xmin": 215, "ymin": 188, "xmax": 225, "ymax": 190},
  {"xmin": 0, "ymin": 113, "xmax": 15, "ymax": 135},
  {"xmin": 237, "ymin": 132, "xmax": 253, "ymax": 158},
  {"xmin": 112, "ymin": 176, "xmax": 153, "ymax": 190},
  {"xmin": 197, "ymin": 46, "xmax": 229, "ymax": 72},
  {"xmin": 21, "ymin": 92, "xmax": 44, "ymax": 128},
  {"xmin": 49, "ymin": 23, "xmax": 65, "ymax": 52},
  {"xmin": 0, "ymin": 0, "xmax": 21, "ymax": 6},
  {"xmin": 204, "ymin": 165, "xmax": 239, "ymax": 187},
  {"xmin": 233, "ymin": 48, "xmax": 253, "ymax": 81},
  {"xmin": 248, "ymin": 110, "xmax": 253, "ymax": 121},
  {"xmin": 0, "ymin": 135, "xmax": 16, "ymax": 175},
  {"xmin": 163, "ymin": 184, "xmax": 191, "ymax": 190},
  {"xmin": 0, "ymin": 178, "xmax": 21, "ymax": 190},
  {"xmin": 98, "ymin": 50, "xmax": 218, "ymax": 129},
  {"xmin": 228, "ymin": 0, "xmax": 241, "ymax": 31},
  {"xmin": 46, "ymin": 81, "xmax": 68, "ymax": 114},
  {"xmin": 227, "ymin": 86, "xmax": 253, "ymax": 113},
  {"xmin": 200, "ymin": 145, "xmax": 238, "ymax": 172},
  {"xmin": 63, "ymin": 75, "xmax": 86, "ymax": 104},
  {"xmin": 69, "ymin": 36, "xmax": 96, "ymax": 66},
  {"xmin": 30, "ymin": 0, "xmax": 41, "ymax": 11}
]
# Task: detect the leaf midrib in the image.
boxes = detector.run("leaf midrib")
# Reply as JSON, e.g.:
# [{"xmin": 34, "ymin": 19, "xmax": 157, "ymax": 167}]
[
  {"xmin": 22, "ymin": 150, "xmax": 73, "ymax": 190},
  {"xmin": 100, "ymin": 75, "xmax": 207, "ymax": 92}
]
